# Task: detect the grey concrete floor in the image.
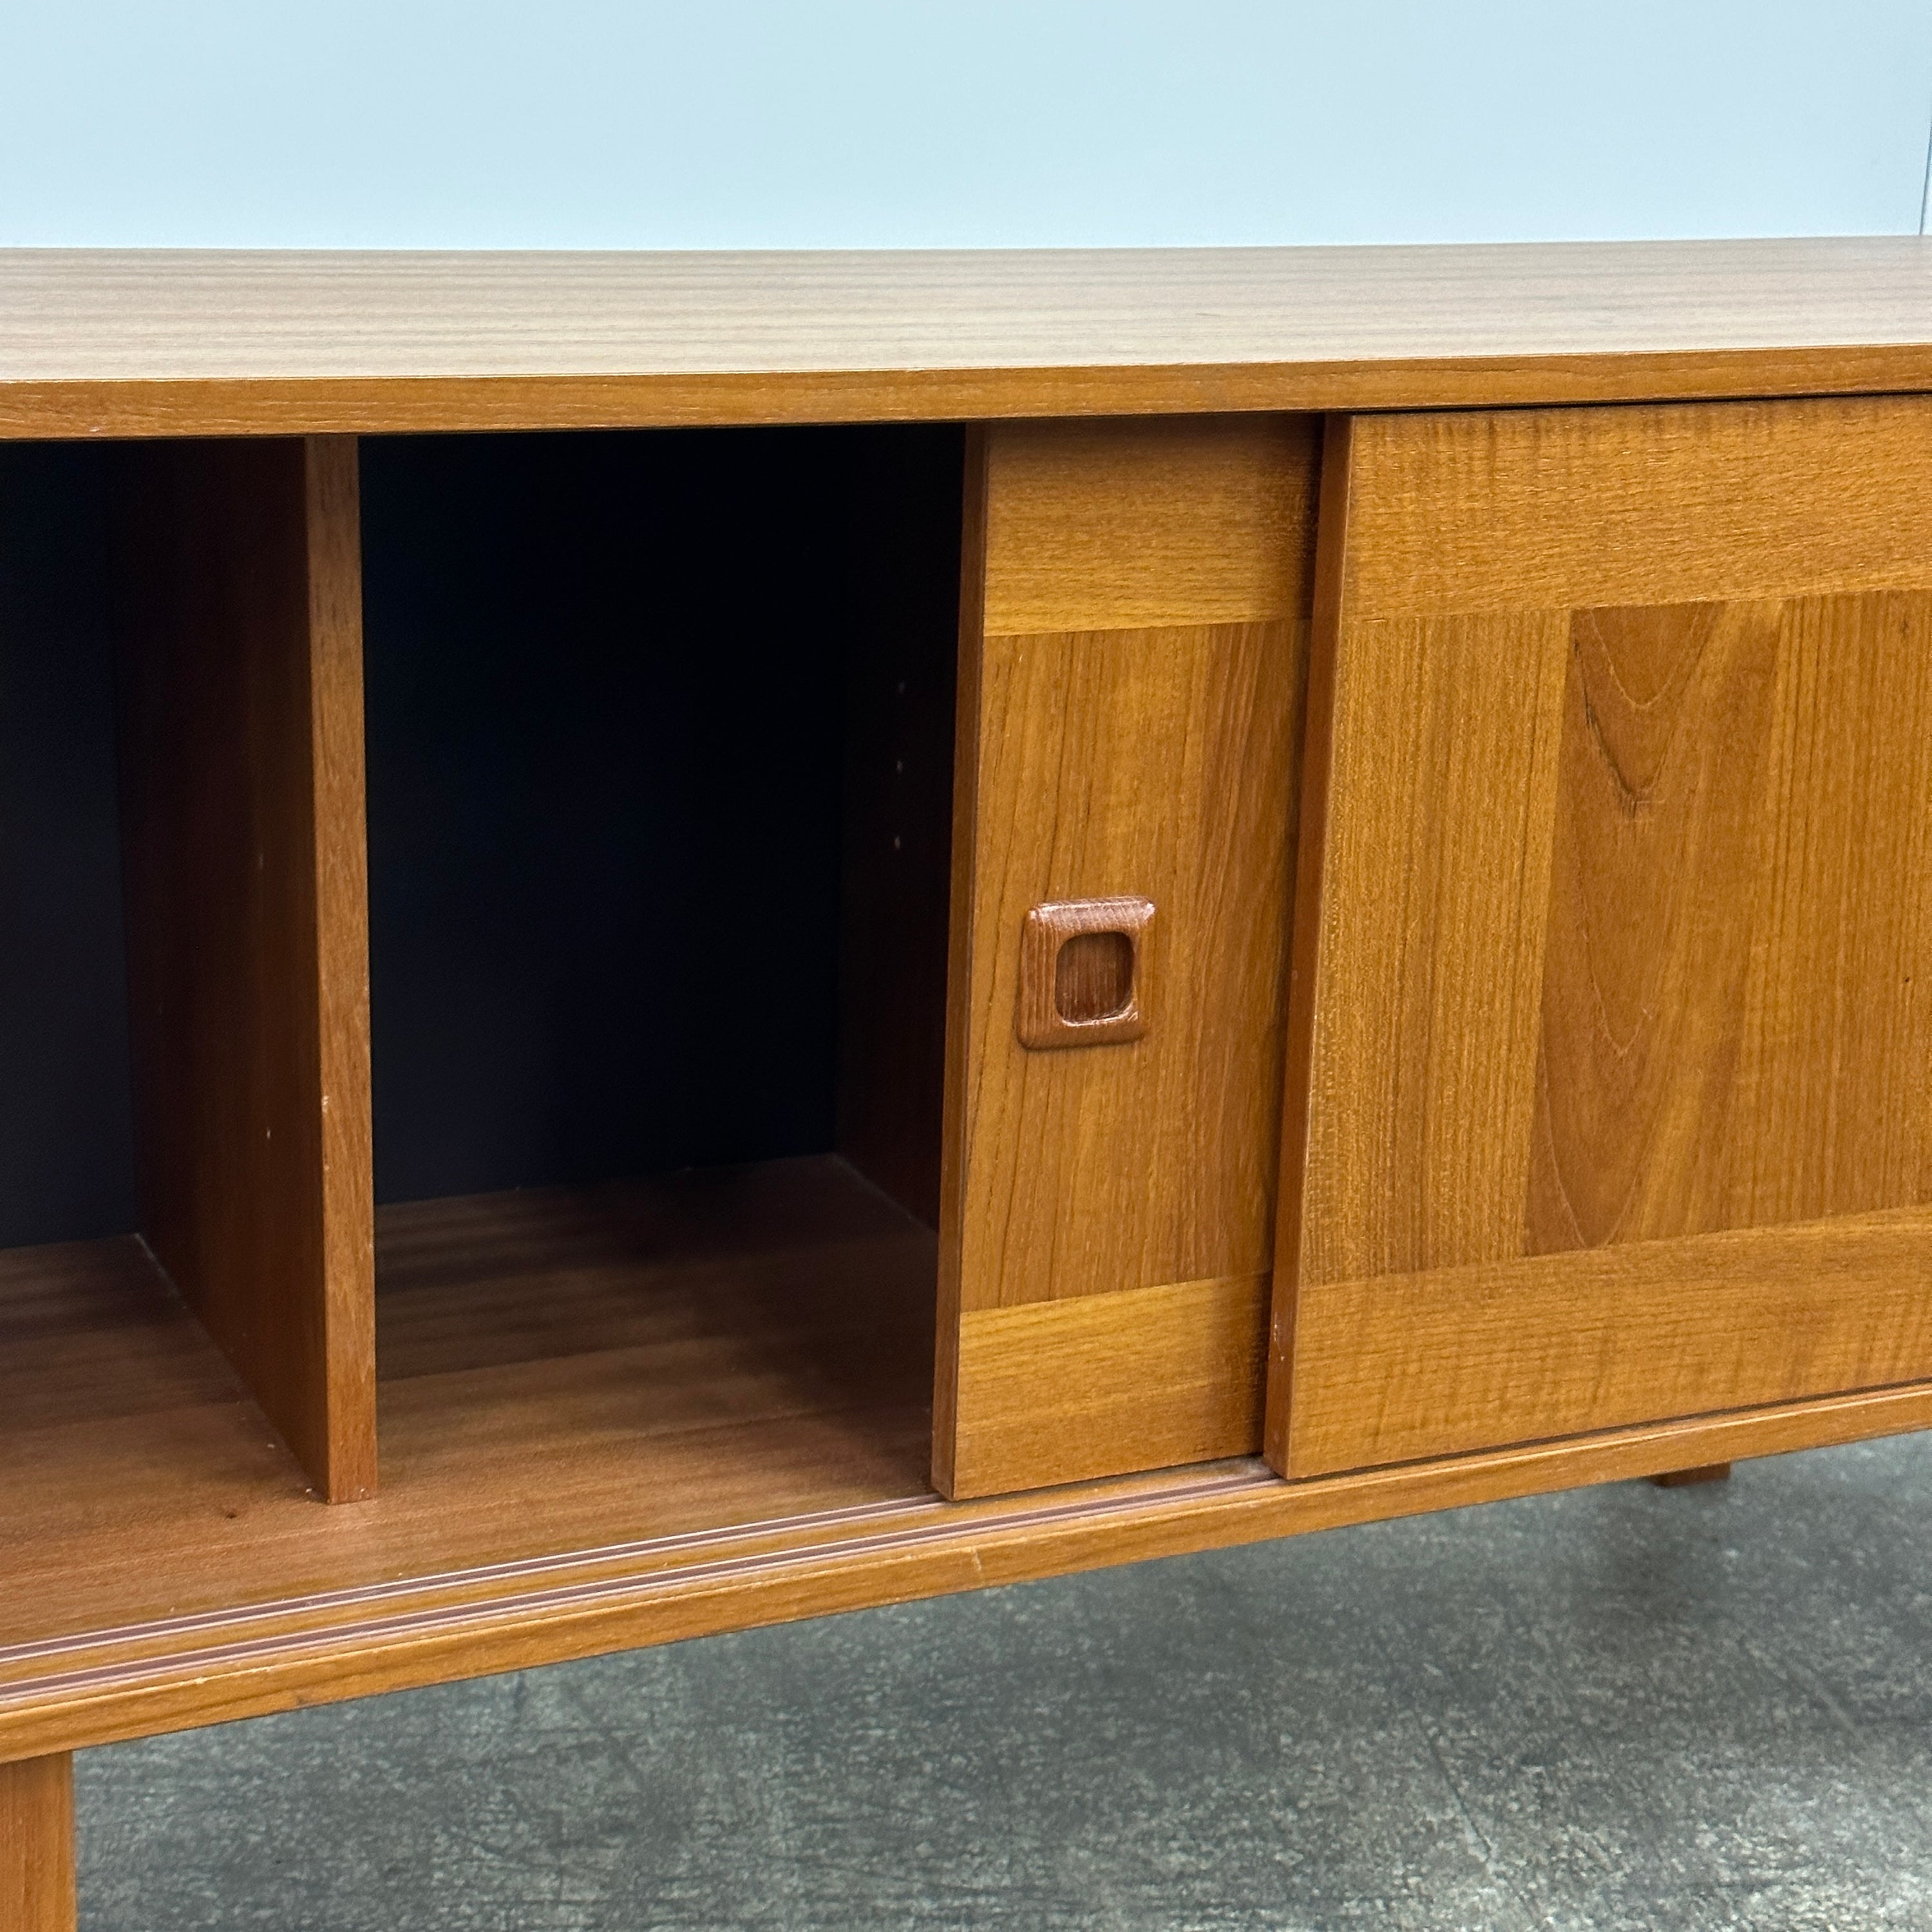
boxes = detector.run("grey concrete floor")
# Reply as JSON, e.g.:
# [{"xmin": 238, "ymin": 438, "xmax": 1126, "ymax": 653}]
[{"xmin": 80, "ymin": 1432, "xmax": 1932, "ymax": 1931}]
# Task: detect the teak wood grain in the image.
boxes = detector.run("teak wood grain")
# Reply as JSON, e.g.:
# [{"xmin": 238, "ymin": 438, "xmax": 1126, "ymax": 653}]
[
  {"xmin": 980, "ymin": 415, "xmax": 1317, "ymax": 632},
  {"xmin": 0, "ymin": 1160, "xmax": 934, "ymax": 1662},
  {"xmin": 1337, "ymin": 395, "xmax": 1932, "ymax": 618},
  {"xmin": 1531, "ymin": 591, "xmax": 1932, "ymax": 1247},
  {"xmin": 1272, "ymin": 395, "xmax": 1932, "ymax": 1477},
  {"xmin": 8, "ymin": 250, "xmax": 1932, "ymax": 1827},
  {"xmin": 113, "ymin": 436, "xmax": 376, "ymax": 1501},
  {"xmin": 951, "ymin": 1274, "xmax": 1267, "ymax": 1490},
  {"xmin": 6, "ymin": 1172, "xmax": 1929, "ymax": 1767},
  {"xmin": 0, "ymin": 1755, "xmax": 73, "ymax": 1932},
  {"xmin": 5, "ymin": 240, "xmax": 1932, "ymax": 437},
  {"xmin": 1292, "ymin": 1208, "xmax": 1932, "ymax": 1474},
  {"xmin": 1016, "ymin": 896, "xmax": 1155, "ymax": 1050},
  {"xmin": 936, "ymin": 415, "xmax": 1314, "ymax": 1499}
]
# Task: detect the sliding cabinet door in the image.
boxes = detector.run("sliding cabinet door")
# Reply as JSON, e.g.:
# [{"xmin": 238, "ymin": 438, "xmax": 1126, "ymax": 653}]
[
  {"xmin": 935, "ymin": 415, "xmax": 1316, "ymax": 1499},
  {"xmin": 1271, "ymin": 397, "xmax": 1932, "ymax": 1479}
]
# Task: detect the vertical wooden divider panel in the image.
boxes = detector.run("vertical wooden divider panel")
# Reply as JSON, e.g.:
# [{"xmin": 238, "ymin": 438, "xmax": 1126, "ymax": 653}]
[
  {"xmin": 1271, "ymin": 396, "xmax": 1932, "ymax": 1480},
  {"xmin": 936, "ymin": 415, "xmax": 1318, "ymax": 1498},
  {"xmin": 0, "ymin": 1754, "xmax": 75, "ymax": 1932},
  {"xmin": 115, "ymin": 437, "xmax": 376, "ymax": 1502}
]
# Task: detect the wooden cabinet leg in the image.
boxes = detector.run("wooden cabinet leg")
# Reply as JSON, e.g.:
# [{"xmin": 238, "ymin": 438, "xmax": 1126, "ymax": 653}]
[
  {"xmin": 1651, "ymin": 1463, "xmax": 1733, "ymax": 1488},
  {"xmin": 0, "ymin": 1754, "xmax": 77, "ymax": 1932}
]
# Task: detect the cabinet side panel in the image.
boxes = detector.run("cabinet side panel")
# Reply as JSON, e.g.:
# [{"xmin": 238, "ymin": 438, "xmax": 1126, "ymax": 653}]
[
  {"xmin": 940, "ymin": 415, "xmax": 1316, "ymax": 1499},
  {"xmin": 115, "ymin": 437, "xmax": 375, "ymax": 1502}
]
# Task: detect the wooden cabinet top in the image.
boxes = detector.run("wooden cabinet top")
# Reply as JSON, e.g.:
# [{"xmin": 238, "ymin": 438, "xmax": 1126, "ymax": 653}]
[{"xmin": 5, "ymin": 237, "xmax": 1932, "ymax": 439}]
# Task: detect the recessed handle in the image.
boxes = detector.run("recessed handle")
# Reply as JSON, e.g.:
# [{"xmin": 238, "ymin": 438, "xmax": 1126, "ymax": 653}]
[{"xmin": 1016, "ymin": 896, "xmax": 1155, "ymax": 1050}]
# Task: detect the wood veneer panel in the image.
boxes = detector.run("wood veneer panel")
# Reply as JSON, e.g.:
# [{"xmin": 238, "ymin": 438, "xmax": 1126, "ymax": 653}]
[
  {"xmin": 6, "ymin": 240, "xmax": 1932, "ymax": 437},
  {"xmin": 0, "ymin": 1755, "xmax": 73, "ymax": 1932},
  {"xmin": 1291, "ymin": 1208, "xmax": 1932, "ymax": 1475},
  {"xmin": 374, "ymin": 1162, "xmax": 934, "ymax": 1533},
  {"xmin": 949, "ymin": 616, "xmax": 1300, "ymax": 1305},
  {"xmin": 1339, "ymin": 396, "xmax": 1932, "ymax": 616},
  {"xmin": 0, "ymin": 1159, "xmax": 933, "ymax": 1660},
  {"xmin": 114, "ymin": 436, "xmax": 375, "ymax": 1501},
  {"xmin": 949, "ymin": 1274, "xmax": 1267, "ymax": 1493},
  {"xmin": 980, "ymin": 415, "xmax": 1317, "ymax": 632},
  {"xmin": 2, "ymin": 1160, "xmax": 1928, "ymax": 1759},
  {"xmin": 1294, "ymin": 605, "xmax": 1572, "ymax": 1285},
  {"xmin": 5, "ymin": 1276, "xmax": 1931, "ymax": 1765},
  {"xmin": 1530, "ymin": 592, "xmax": 1932, "ymax": 1247},
  {"xmin": 1272, "ymin": 396, "xmax": 1932, "ymax": 1477},
  {"xmin": 936, "ymin": 416, "xmax": 1313, "ymax": 1499}
]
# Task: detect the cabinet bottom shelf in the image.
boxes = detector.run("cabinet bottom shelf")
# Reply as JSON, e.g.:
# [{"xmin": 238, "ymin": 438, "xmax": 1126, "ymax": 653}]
[{"xmin": 1, "ymin": 1155, "xmax": 936, "ymax": 1657}]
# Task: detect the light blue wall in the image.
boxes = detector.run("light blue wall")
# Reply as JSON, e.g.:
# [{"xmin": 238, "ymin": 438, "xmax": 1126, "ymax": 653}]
[{"xmin": 4, "ymin": 1, "xmax": 1929, "ymax": 248}]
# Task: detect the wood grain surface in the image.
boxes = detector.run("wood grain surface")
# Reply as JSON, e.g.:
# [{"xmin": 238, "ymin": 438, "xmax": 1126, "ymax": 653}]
[
  {"xmin": 1339, "ymin": 395, "xmax": 1932, "ymax": 616},
  {"xmin": 113, "ymin": 436, "xmax": 375, "ymax": 1501},
  {"xmin": 1531, "ymin": 592, "xmax": 1932, "ymax": 1248},
  {"xmin": 949, "ymin": 1274, "xmax": 1267, "ymax": 1493},
  {"xmin": 5, "ymin": 1229, "xmax": 1928, "ymax": 1768},
  {"xmin": 5, "ymin": 240, "xmax": 1932, "ymax": 437},
  {"xmin": 980, "ymin": 415, "xmax": 1318, "ymax": 632},
  {"xmin": 1291, "ymin": 1208, "xmax": 1932, "ymax": 1475},
  {"xmin": 1016, "ymin": 897, "xmax": 1154, "ymax": 1050},
  {"xmin": 1292, "ymin": 601, "xmax": 1572, "ymax": 1285},
  {"xmin": 0, "ymin": 1755, "xmax": 73, "ymax": 1932},
  {"xmin": 936, "ymin": 415, "xmax": 1314, "ymax": 1498},
  {"xmin": 0, "ymin": 1159, "xmax": 933, "ymax": 1655},
  {"xmin": 1273, "ymin": 395, "xmax": 1932, "ymax": 1477}
]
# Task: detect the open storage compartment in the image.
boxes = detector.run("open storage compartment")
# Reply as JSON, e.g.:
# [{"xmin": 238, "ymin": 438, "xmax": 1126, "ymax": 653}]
[
  {"xmin": 1, "ymin": 424, "xmax": 965, "ymax": 1670},
  {"xmin": 3, "ymin": 432, "xmax": 378, "ymax": 1662},
  {"xmin": 357, "ymin": 425, "xmax": 964, "ymax": 1562}
]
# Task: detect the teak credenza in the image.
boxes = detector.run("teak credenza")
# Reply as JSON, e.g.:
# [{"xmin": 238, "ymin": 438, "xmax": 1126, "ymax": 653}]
[{"xmin": 6, "ymin": 238, "xmax": 1932, "ymax": 1926}]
